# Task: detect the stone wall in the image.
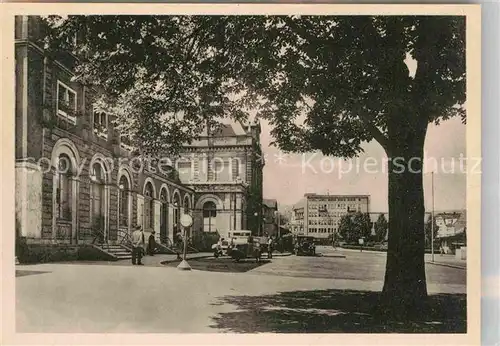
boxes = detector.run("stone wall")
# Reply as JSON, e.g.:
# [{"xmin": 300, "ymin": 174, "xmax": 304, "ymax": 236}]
[
  {"xmin": 15, "ymin": 17, "xmax": 195, "ymax": 246},
  {"xmin": 15, "ymin": 161, "xmax": 43, "ymax": 239}
]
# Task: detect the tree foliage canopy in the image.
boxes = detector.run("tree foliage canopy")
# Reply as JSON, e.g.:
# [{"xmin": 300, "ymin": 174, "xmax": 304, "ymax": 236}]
[
  {"xmin": 43, "ymin": 15, "xmax": 466, "ymax": 311},
  {"xmin": 374, "ymin": 213, "xmax": 389, "ymax": 243},
  {"xmin": 338, "ymin": 214, "xmax": 355, "ymax": 243},
  {"xmin": 45, "ymin": 15, "xmax": 465, "ymax": 157},
  {"xmin": 353, "ymin": 211, "xmax": 372, "ymax": 240}
]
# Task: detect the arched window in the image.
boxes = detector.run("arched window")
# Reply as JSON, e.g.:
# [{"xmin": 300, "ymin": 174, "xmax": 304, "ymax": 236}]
[
  {"xmin": 203, "ymin": 201, "xmax": 217, "ymax": 233},
  {"xmin": 90, "ymin": 163, "xmax": 105, "ymax": 228},
  {"xmin": 160, "ymin": 188, "xmax": 168, "ymax": 203},
  {"xmin": 172, "ymin": 193, "xmax": 181, "ymax": 231},
  {"xmin": 56, "ymin": 154, "xmax": 73, "ymax": 220},
  {"xmin": 183, "ymin": 197, "xmax": 190, "ymax": 214},
  {"xmin": 118, "ymin": 175, "xmax": 129, "ymax": 227},
  {"xmin": 144, "ymin": 182, "xmax": 154, "ymax": 230}
]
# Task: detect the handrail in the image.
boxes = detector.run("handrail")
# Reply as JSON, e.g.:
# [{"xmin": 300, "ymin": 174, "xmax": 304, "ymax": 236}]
[
  {"xmin": 160, "ymin": 236, "xmax": 175, "ymax": 248},
  {"xmin": 187, "ymin": 245, "xmax": 199, "ymax": 253},
  {"xmin": 91, "ymin": 228, "xmax": 108, "ymax": 245},
  {"xmin": 116, "ymin": 229, "xmax": 133, "ymax": 248},
  {"xmin": 159, "ymin": 236, "xmax": 200, "ymax": 253}
]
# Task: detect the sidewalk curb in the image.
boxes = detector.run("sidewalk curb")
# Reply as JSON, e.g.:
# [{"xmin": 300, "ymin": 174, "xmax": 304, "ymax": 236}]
[
  {"xmin": 319, "ymin": 254, "xmax": 347, "ymax": 258},
  {"xmin": 160, "ymin": 255, "xmax": 212, "ymax": 264},
  {"xmin": 426, "ymin": 261, "xmax": 466, "ymax": 270},
  {"xmin": 270, "ymin": 253, "xmax": 293, "ymax": 257}
]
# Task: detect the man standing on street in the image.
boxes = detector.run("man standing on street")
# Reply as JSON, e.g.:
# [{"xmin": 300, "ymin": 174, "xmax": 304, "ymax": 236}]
[
  {"xmin": 268, "ymin": 236, "xmax": 274, "ymax": 259},
  {"xmin": 131, "ymin": 225, "xmax": 145, "ymax": 265}
]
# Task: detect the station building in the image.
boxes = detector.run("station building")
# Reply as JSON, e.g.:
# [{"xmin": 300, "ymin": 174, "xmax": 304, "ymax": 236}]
[
  {"xmin": 14, "ymin": 16, "xmax": 264, "ymax": 258},
  {"xmin": 175, "ymin": 121, "xmax": 264, "ymax": 240}
]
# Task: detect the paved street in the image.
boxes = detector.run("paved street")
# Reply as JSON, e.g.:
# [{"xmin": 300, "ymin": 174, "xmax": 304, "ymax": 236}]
[
  {"xmin": 250, "ymin": 246, "xmax": 466, "ymax": 288},
  {"xmin": 16, "ymin": 249, "xmax": 466, "ymax": 333}
]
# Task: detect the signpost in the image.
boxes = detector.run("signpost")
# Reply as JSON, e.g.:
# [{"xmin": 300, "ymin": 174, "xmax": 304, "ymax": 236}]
[
  {"xmin": 275, "ymin": 210, "xmax": 281, "ymax": 238},
  {"xmin": 431, "ymin": 171, "xmax": 435, "ymax": 263},
  {"xmin": 177, "ymin": 213, "xmax": 193, "ymax": 271}
]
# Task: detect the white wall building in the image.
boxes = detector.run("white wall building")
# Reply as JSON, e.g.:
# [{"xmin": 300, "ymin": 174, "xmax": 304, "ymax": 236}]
[{"xmin": 291, "ymin": 193, "xmax": 370, "ymax": 239}]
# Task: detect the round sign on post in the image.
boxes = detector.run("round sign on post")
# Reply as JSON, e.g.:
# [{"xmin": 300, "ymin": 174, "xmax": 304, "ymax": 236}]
[
  {"xmin": 180, "ymin": 214, "xmax": 193, "ymax": 228},
  {"xmin": 177, "ymin": 213, "xmax": 193, "ymax": 271}
]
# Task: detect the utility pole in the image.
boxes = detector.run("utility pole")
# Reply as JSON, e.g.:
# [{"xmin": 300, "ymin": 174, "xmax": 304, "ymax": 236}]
[
  {"xmin": 431, "ymin": 171, "xmax": 435, "ymax": 263},
  {"xmin": 277, "ymin": 210, "xmax": 280, "ymax": 238}
]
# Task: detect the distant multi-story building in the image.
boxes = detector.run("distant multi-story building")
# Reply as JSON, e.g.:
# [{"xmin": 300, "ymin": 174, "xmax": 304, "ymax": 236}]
[{"xmin": 291, "ymin": 193, "xmax": 370, "ymax": 239}]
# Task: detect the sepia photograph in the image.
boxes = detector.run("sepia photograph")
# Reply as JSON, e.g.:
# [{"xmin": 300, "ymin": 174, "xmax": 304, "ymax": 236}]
[{"xmin": 4, "ymin": 4, "xmax": 481, "ymax": 344}]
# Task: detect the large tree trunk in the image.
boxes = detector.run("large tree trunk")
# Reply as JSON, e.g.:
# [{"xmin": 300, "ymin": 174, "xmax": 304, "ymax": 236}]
[{"xmin": 381, "ymin": 120, "xmax": 428, "ymax": 319}]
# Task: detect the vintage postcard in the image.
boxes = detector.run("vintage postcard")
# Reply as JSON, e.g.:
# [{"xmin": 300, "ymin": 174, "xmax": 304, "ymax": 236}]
[{"xmin": 1, "ymin": 3, "xmax": 481, "ymax": 346}]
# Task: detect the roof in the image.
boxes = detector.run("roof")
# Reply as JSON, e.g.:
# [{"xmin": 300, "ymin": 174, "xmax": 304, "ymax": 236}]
[
  {"xmin": 304, "ymin": 193, "xmax": 370, "ymax": 199},
  {"xmin": 263, "ymin": 199, "xmax": 278, "ymax": 209},
  {"xmin": 293, "ymin": 198, "xmax": 306, "ymax": 210},
  {"xmin": 213, "ymin": 124, "xmax": 237, "ymax": 137},
  {"xmin": 204, "ymin": 120, "xmax": 248, "ymax": 138}
]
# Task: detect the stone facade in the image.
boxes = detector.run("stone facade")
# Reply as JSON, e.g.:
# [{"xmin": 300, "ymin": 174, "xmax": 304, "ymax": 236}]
[
  {"xmin": 15, "ymin": 16, "xmax": 194, "ymax": 246},
  {"xmin": 177, "ymin": 122, "xmax": 265, "ymax": 239}
]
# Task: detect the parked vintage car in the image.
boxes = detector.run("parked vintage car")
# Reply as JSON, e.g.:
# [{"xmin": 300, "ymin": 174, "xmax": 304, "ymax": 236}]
[
  {"xmin": 273, "ymin": 233, "xmax": 294, "ymax": 253},
  {"xmin": 212, "ymin": 230, "xmax": 253, "ymax": 258},
  {"xmin": 211, "ymin": 239, "xmax": 230, "ymax": 258},
  {"xmin": 293, "ymin": 235, "xmax": 316, "ymax": 256},
  {"xmin": 227, "ymin": 236, "xmax": 262, "ymax": 262}
]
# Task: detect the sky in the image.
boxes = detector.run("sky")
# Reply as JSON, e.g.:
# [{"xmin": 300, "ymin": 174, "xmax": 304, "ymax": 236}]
[
  {"xmin": 261, "ymin": 116, "xmax": 467, "ymax": 213},
  {"xmin": 260, "ymin": 53, "xmax": 466, "ymax": 213}
]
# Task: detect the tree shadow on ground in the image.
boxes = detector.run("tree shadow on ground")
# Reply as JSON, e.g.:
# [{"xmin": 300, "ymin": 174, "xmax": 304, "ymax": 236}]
[
  {"xmin": 16, "ymin": 270, "xmax": 51, "ymax": 277},
  {"xmin": 210, "ymin": 289, "xmax": 466, "ymax": 333}
]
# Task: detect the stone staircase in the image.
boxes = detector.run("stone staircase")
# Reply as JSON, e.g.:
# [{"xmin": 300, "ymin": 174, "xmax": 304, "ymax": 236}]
[
  {"xmin": 155, "ymin": 242, "xmax": 178, "ymax": 255},
  {"xmin": 94, "ymin": 244, "xmax": 132, "ymax": 260}
]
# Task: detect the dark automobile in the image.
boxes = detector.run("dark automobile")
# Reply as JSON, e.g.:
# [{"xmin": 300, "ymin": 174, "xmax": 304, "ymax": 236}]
[
  {"xmin": 275, "ymin": 233, "xmax": 294, "ymax": 253},
  {"xmin": 294, "ymin": 236, "xmax": 316, "ymax": 256},
  {"xmin": 227, "ymin": 240, "xmax": 262, "ymax": 262}
]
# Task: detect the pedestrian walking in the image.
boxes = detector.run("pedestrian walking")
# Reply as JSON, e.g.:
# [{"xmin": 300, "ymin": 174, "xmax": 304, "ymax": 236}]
[
  {"xmin": 131, "ymin": 225, "xmax": 145, "ymax": 265},
  {"xmin": 268, "ymin": 236, "xmax": 273, "ymax": 259},
  {"xmin": 247, "ymin": 234, "xmax": 254, "ymax": 257},
  {"xmin": 147, "ymin": 231, "xmax": 156, "ymax": 256},
  {"xmin": 175, "ymin": 229, "xmax": 183, "ymax": 260},
  {"xmin": 260, "ymin": 232, "xmax": 269, "ymax": 257}
]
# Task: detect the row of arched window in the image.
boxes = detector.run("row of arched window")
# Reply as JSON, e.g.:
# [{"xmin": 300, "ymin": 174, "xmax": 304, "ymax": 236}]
[{"xmin": 50, "ymin": 138, "xmax": 192, "ymax": 240}]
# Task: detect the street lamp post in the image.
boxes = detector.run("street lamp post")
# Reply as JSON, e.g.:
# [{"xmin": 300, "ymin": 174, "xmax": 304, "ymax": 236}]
[
  {"xmin": 254, "ymin": 212, "xmax": 259, "ymax": 236},
  {"xmin": 177, "ymin": 213, "xmax": 193, "ymax": 271},
  {"xmin": 431, "ymin": 171, "xmax": 435, "ymax": 263},
  {"xmin": 182, "ymin": 226, "xmax": 189, "ymax": 261},
  {"xmin": 274, "ymin": 210, "xmax": 280, "ymax": 238}
]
